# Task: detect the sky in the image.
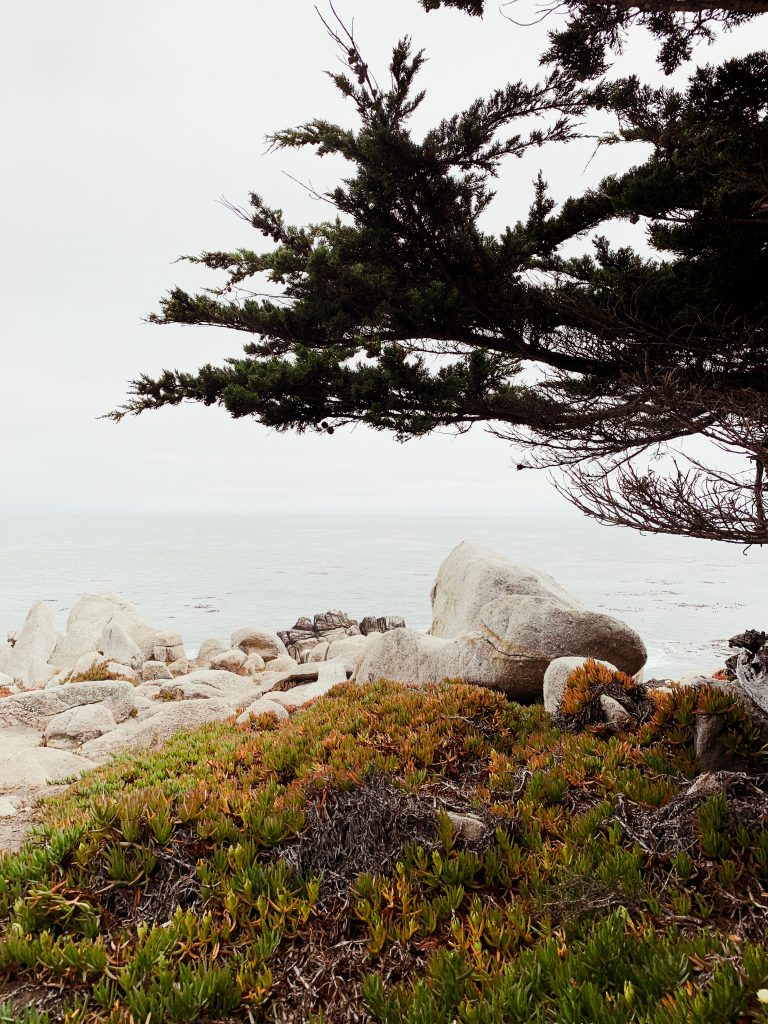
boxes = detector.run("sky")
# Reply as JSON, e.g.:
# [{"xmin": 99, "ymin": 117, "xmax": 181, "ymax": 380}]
[{"xmin": 1, "ymin": 1, "xmax": 764, "ymax": 515}]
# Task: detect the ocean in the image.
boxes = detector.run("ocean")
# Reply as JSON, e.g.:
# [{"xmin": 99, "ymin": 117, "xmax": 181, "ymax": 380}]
[{"xmin": 1, "ymin": 514, "xmax": 766, "ymax": 679}]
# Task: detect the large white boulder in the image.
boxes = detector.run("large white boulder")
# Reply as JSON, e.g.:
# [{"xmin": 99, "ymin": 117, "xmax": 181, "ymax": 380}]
[
  {"xmin": 99, "ymin": 624, "xmax": 143, "ymax": 670},
  {"xmin": 231, "ymin": 628, "xmax": 288, "ymax": 663},
  {"xmin": 19, "ymin": 658, "xmax": 60, "ymax": 691},
  {"xmin": 44, "ymin": 704, "xmax": 117, "ymax": 750},
  {"xmin": 354, "ymin": 628, "xmax": 549, "ymax": 698},
  {"xmin": 0, "ymin": 681, "xmax": 136, "ymax": 731},
  {"xmin": 7, "ymin": 603, "xmax": 61, "ymax": 674},
  {"xmin": 79, "ymin": 699, "xmax": 234, "ymax": 764},
  {"xmin": 51, "ymin": 594, "xmax": 164, "ymax": 669},
  {"xmin": 427, "ymin": 543, "xmax": 646, "ymax": 691}
]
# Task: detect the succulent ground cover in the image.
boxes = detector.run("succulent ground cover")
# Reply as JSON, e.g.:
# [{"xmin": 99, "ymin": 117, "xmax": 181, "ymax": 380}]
[{"xmin": 0, "ymin": 678, "xmax": 767, "ymax": 1023}]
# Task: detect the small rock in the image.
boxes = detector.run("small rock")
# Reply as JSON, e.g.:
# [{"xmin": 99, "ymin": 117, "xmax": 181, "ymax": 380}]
[
  {"xmin": 210, "ymin": 648, "xmax": 248, "ymax": 674},
  {"xmin": 600, "ymin": 694, "xmax": 633, "ymax": 731},
  {"xmin": 236, "ymin": 699, "xmax": 291, "ymax": 725},
  {"xmin": 169, "ymin": 658, "xmax": 190, "ymax": 678},
  {"xmin": 266, "ymin": 655, "xmax": 297, "ymax": 673},
  {"xmin": 446, "ymin": 812, "xmax": 488, "ymax": 844},
  {"xmin": 543, "ymin": 657, "xmax": 618, "ymax": 715},
  {"xmin": 195, "ymin": 639, "xmax": 228, "ymax": 669},
  {"xmin": 308, "ymin": 642, "xmax": 330, "ymax": 664},
  {"xmin": 0, "ymin": 796, "xmax": 17, "ymax": 817},
  {"xmin": 231, "ymin": 629, "xmax": 288, "ymax": 662},
  {"xmin": 71, "ymin": 651, "xmax": 106, "ymax": 677},
  {"xmin": 243, "ymin": 652, "xmax": 266, "ymax": 675},
  {"xmin": 44, "ymin": 704, "xmax": 117, "ymax": 750},
  {"xmin": 99, "ymin": 623, "xmax": 143, "ymax": 670},
  {"xmin": 142, "ymin": 661, "xmax": 173, "ymax": 682},
  {"xmin": 105, "ymin": 662, "xmax": 139, "ymax": 683},
  {"xmin": 152, "ymin": 632, "xmax": 186, "ymax": 664}
]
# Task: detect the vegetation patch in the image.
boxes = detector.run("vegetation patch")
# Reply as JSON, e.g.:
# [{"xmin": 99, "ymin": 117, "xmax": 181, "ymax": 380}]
[{"xmin": 0, "ymin": 680, "xmax": 767, "ymax": 1022}]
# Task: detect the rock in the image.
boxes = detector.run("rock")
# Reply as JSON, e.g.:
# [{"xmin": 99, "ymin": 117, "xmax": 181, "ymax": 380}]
[
  {"xmin": 169, "ymin": 658, "xmax": 190, "ymax": 677},
  {"xmin": 429, "ymin": 543, "xmax": 647, "ymax": 688},
  {"xmin": 156, "ymin": 670, "xmax": 258, "ymax": 707},
  {"xmin": 19, "ymin": 658, "xmax": 59, "ymax": 691},
  {"xmin": 268, "ymin": 679, "xmax": 344, "ymax": 708},
  {"xmin": 359, "ymin": 615, "xmax": 406, "ymax": 636},
  {"xmin": 231, "ymin": 629, "xmax": 288, "ymax": 663},
  {"xmin": 308, "ymin": 642, "xmax": 330, "ymax": 663},
  {"xmin": 152, "ymin": 632, "xmax": 186, "ymax": 664},
  {"xmin": 695, "ymin": 713, "xmax": 747, "ymax": 774},
  {"xmin": 71, "ymin": 651, "xmax": 106, "ymax": 677},
  {"xmin": 44, "ymin": 704, "xmax": 117, "ymax": 750},
  {"xmin": 142, "ymin": 661, "xmax": 173, "ymax": 682},
  {"xmin": 0, "ymin": 797, "xmax": 17, "ymax": 817},
  {"xmin": 210, "ymin": 649, "xmax": 248, "ymax": 674},
  {"xmin": 600, "ymin": 694, "xmax": 634, "ymax": 731},
  {"xmin": 52, "ymin": 594, "xmax": 163, "ymax": 670},
  {"xmin": 317, "ymin": 659, "xmax": 349, "ymax": 686},
  {"xmin": 327, "ymin": 635, "xmax": 370, "ymax": 672},
  {"xmin": 135, "ymin": 682, "xmax": 162, "ymax": 700},
  {"xmin": 7, "ymin": 603, "xmax": 61, "ymax": 674},
  {"xmin": 133, "ymin": 696, "xmax": 163, "ymax": 722},
  {"xmin": 236, "ymin": 698, "xmax": 291, "ymax": 725},
  {"xmin": 195, "ymin": 639, "xmax": 228, "ymax": 668},
  {"xmin": 99, "ymin": 623, "xmax": 143, "ymax": 670},
  {"xmin": 44, "ymin": 671, "xmax": 71, "ymax": 689},
  {"xmin": 354, "ymin": 628, "xmax": 545, "ymax": 699},
  {"xmin": 79, "ymin": 700, "xmax": 235, "ymax": 764},
  {"xmin": 0, "ymin": 673, "xmax": 15, "ymax": 694},
  {"xmin": 676, "ymin": 673, "xmax": 723, "ymax": 688},
  {"xmin": 543, "ymin": 657, "xmax": 619, "ymax": 715},
  {"xmin": 0, "ymin": 730, "xmax": 95, "ymax": 789},
  {"xmin": 243, "ymin": 653, "xmax": 266, "ymax": 675},
  {"xmin": 105, "ymin": 662, "xmax": 139, "ymax": 683},
  {"xmin": 0, "ymin": 682, "xmax": 136, "ymax": 731},
  {"xmin": 266, "ymin": 655, "xmax": 298, "ymax": 673},
  {"xmin": 446, "ymin": 812, "xmax": 488, "ymax": 844}
]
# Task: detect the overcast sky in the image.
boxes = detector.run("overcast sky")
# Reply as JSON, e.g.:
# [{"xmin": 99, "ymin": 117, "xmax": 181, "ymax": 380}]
[{"xmin": 2, "ymin": 1, "xmax": 764, "ymax": 515}]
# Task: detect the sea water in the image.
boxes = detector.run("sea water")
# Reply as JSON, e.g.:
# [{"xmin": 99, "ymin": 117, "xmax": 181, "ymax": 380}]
[{"xmin": 1, "ymin": 514, "xmax": 766, "ymax": 679}]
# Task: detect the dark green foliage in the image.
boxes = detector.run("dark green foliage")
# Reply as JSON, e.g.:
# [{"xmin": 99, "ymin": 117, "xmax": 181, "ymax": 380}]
[
  {"xmin": 419, "ymin": 0, "xmax": 767, "ymax": 76},
  {"xmin": 111, "ymin": 6, "xmax": 768, "ymax": 543}
]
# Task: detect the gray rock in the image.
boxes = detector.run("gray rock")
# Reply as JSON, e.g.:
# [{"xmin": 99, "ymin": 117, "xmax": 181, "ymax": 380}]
[
  {"xmin": 355, "ymin": 628, "xmax": 550, "ymax": 698},
  {"xmin": 268, "ymin": 678, "xmax": 344, "ymax": 708},
  {"xmin": 600, "ymin": 694, "xmax": 634, "ymax": 731},
  {"xmin": 317, "ymin": 659, "xmax": 349, "ymax": 686},
  {"xmin": 446, "ymin": 812, "xmax": 488, "ymax": 844},
  {"xmin": 7, "ymin": 603, "xmax": 61, "ymax": 675},
  {"xmin": 210, "ymin": 648, "xmax": 248, "ymax": 673},
  {"xmin": 543, "ymin": 657, "xmax": 618, "ymax": 715},
  {"xmin": 51, "ymin": 594, "xmax": 163, "ymax": 670},
  {"xmin": 152, "ymin": 632, "xmax": 186, "ymax": 665},
  {"xmin": 44, "ymin": 704, "xmax": 117, "ymax": 750},
  {"xmin": 99, "ymin": 623, "xmax": 143, "ymax": 670},
  {"xmin": 169, "ymin": 658, "xmax": 190, "ymax": 677},
  {"xmin": 429, "ymin": 543, "xmax": 646, "ymax": 689},
  {"xmin": 135, "ymin": 682, "xmax": 162, "ymax": 700},
  {"xmin": 71, "ymin": 651, "xmax": 106, "ymax": 677},
  {"xmin": 243, "ymin": 653, "xmax": 266, "ymax": 675},
  {"xmin": 236, "ymin": 698, "xmax": 291, "ymax": 725},
  {"xmin": 79, "ymin": 699, "xmax": 234, "ymax": 764},
  {"xmin": 231, "ymin": 629, "xmax": 288, "ymax": 662},
  {"xmin": 0, "ymin": 736, "xmax": 95, "ymax": 789},
  {"xmin": 105, "ymin": 662, "xmax": 139, "ymax": 683},
  {"xmin": 0, "ymin": 681, "xmax": 136, "ymax": 731},
  {"xmin": 19, "ymin": 658, "xmax": 59, "ymax": 691},
  {"xmin": 195, "ymin": 639, "xmax": 228, "ymax": 668},
  {"xmin": 157, "ymin": 670, "xmax": 258, "ymax": 707},
  {"xmin": 142, "ymin": 661, "xmax": 173, "ymax": 682},
  {"xmin": 263, "ymin": 655, "xmax": 297, "ymax": 674},
  {"xmin": 308, "ymin": 642, "xmax": 330, "ymax": 663}
]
